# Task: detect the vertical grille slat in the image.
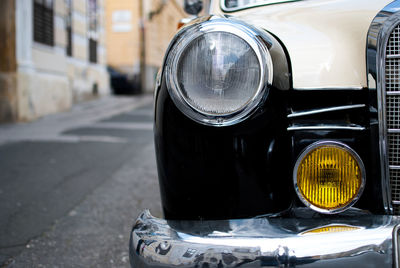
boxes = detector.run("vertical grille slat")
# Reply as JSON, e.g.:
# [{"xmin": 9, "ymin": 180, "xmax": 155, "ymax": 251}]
[{"xmin": 386, "ymin": 24, "xmax": 400, "ymax": 211}]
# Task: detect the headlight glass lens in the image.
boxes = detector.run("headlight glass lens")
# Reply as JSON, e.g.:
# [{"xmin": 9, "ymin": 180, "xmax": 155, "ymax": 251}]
[
  {"xmin": 166, "ymin": 19, "xmax": 272, "ymax": 126},
  {"xmin": 177, "ymin": 32, "xmax": 260, "ymax": 115},
  {"xmin": 294, "ymin": 142, "xmax": 365, "ymax": 214}
]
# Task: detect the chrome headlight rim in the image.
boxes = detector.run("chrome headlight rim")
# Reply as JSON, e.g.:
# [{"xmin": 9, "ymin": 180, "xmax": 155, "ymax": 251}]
[
  {"xmin": 293, "ymin": 140, "xmax": 366, "ymax": 214},
  {"xmin": 165, "ymin": 18, "xmax": 273, "ymax": 127}
]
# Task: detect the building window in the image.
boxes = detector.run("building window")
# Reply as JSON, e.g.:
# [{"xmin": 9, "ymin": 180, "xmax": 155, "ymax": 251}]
[
  {"xmin": 88, "ymin": 0, "xmax": 97, "ymax": 63},
  {"xmin": 65, "ymin": 0, "xmax": 72, "ymax": 56},
  {"xmin": 33, "ymin": 0, "xmax": 54, "ymax": 46}
]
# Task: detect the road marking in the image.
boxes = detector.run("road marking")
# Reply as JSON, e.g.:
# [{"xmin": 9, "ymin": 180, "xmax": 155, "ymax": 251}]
[
  {"xmin": 90, "ymin": 122, "xmax": 153, "ymax": 131},
  {"xmin": 124, "ymin": 110, "xmax": 154, "ymax": 116},
  {"xmin": 14, "ymin": 135, "xmax": 129, "ymax": 144},
  {"xmin": 75, "ymin": 135, "xmax": 128, "ymax": 143}
]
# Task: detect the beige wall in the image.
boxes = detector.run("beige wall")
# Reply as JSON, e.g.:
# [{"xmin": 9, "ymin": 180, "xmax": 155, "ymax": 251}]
[
  {"xmin": 105, "ymin": 0, "xmax": 186, "ymax": 91},
  {"xmin": 0, "ymin": 0, "xmax": 111, "ymax": 122},
  {"xmin": 145, "ymin": 0, "xmax": 186, "ymax": 68},
  {"xmin": 68, "ymin": 0, "xmax": 109, "ymax": 103},
  {"xmin": 17, "ymin": 71, "xmax": 72, "ymax": 121},
  {"xmin": 105, "ymin": 0, "xmax": 140, "ymax": 70}
]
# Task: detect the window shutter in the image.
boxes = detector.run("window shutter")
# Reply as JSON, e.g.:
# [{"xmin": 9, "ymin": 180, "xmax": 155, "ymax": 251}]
[
  {"xmin": 66, "ymin": 0, "xmax": 72, "ymax": 56},
  {"xmin": 89, "ymin": 39, "xmax": 97, "ymax": 63},
  {"xmin": 33, "ymin": 0, "xmax": 54, "ymax": 46}
]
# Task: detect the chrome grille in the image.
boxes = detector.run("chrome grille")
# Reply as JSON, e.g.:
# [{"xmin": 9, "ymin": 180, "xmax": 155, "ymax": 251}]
[
  {"xmin": 386, "ymin": 96, "xmax": 400, "ymax": 129},
  {"xmin": 390, "ymin": 169, "xmax": 400, "ymax": 201},
  {"xmin": 389, "ymin": 133, "xmax": 400, "ymax": 165},
  {"xmin": 386, "ymin": 59, "xmax": 400, "ymax": 91},
  {"xmin": 386, "ymin": 24, "xmax": 400, "ymax": 210}
]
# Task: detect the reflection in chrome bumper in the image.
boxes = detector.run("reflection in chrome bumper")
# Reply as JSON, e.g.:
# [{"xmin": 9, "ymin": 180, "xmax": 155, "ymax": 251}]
[{"xmin": 130, "ymin": 210, "xmax": 400, "ymax": 267}]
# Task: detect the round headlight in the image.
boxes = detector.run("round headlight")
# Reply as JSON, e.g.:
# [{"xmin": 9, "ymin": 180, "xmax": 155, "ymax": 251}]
[
  {"xmin": 293, "ymin": 141, "xmax": 365, "ymax": 214},
  {"xmin": 166, "ymin": 18, "xmax": 273, "ymax": 126}
]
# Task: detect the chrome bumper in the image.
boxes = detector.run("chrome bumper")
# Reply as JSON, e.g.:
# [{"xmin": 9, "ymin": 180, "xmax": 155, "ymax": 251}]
[{"xmin": 130, "ymin": 210, "xmax": 400, "ymax": 267}]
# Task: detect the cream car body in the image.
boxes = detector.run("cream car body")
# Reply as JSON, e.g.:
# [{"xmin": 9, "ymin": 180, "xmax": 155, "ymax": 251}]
[{"xmin": 211, "ymin": 0, "xmax": 391, "ymax": 89}]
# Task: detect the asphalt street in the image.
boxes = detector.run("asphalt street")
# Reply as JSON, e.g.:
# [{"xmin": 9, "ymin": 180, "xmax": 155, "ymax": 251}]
[{"xmin": 0, "ymin": 95, "xmax": 162, "ymax": 267}]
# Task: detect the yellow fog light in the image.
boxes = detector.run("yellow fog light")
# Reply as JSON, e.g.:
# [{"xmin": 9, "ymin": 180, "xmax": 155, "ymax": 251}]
[{"xmin": 293, "ymin": 141, "xmax": 365, "ymax": 214}]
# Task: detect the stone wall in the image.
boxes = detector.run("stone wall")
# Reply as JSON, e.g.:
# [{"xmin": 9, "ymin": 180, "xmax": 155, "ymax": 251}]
[
  {"xmin": 17, "ymin": 71, "xmax": 71, "ymax": 121},
  {"xmin": 0, "ymin": 0, "xmax": 110, "ymax": 122}
]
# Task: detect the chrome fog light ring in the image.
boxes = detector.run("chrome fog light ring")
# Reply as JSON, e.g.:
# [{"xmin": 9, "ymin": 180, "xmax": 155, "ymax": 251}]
[
  {"xmin": 165, "ymin": 18, "xmax": 273, "ymax": 127},
  {"xmin": 293, "ymin": 140, "xmax": 366, "ymax": 214}
]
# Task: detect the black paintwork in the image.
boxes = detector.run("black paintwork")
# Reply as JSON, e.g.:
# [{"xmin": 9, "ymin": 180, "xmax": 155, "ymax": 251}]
[
  {"xmin": 154, "ymin": 18, "xmax": 385, "ymax": 220},
  {"xmin": 155, "ymin": 78, "xmax": 293, "ymax": 220}
]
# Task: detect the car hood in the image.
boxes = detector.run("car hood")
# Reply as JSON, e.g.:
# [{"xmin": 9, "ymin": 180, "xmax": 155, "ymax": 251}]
[{"xmin": 213, "ymin": 0, "xmax": 392, "ymax": 89}]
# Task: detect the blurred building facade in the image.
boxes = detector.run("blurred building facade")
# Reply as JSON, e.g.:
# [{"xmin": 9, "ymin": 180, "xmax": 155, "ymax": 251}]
[
  {"xmin": 105, "ymin": 0, "xmax": 186, "ymax": 93},
  {"xmin": 0, "ymin": 0, "xmax": 109, "ymax": 122}
]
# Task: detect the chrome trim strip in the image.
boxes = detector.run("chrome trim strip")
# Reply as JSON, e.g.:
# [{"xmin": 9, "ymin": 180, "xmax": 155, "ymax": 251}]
[
  {"xmin": 287, "ymin": 104, "xmax": 366, "ymax": 118},
  {"xmin": 130, "ymin": 210, "xmax": 400, "ymax": 268},
  {"xmin": 293, "ymin": 141, "xmax": 366, "ymax": 214},
  {"xmin": 220, "ymin": 0, "xmax": 299, "ymax": 12},
  {"xmin": 393, "ymin": 224, "xmax": 400, "ymax": 268},
  {"xmin": 389, "ymin": 129, "xmax": 400, "ymax": 133},
  {"xmin": 387, "ymin": 54, "xmax": 400, "ymax": 59},
  {"xmin": 387, "ymin": 91, "xmax": 400, "ymax": 96},
  {"xmin": 154, "ymin": 69, "xmax": 162, "ymax": 103},
  {"xmin": 293, "ymin": 86, "xmax": 364, "ymax": 91},
  {"xmin": 393, "ymin": 200, "xmax": 400, "ymax": 205},
  {"xmin": 287, "ymin": 125, "xmax": 366, "ymax": 131},
  {"xmin": 390, "ymin": 165, "xmax": 400, "ymax": 170},
  {"xmin": 367, "ymin": 0, "xmax": 400, "ymax": 214}
]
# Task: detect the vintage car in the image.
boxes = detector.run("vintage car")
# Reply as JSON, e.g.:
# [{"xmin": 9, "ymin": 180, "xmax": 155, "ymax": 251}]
[{"xmin": 130, "ymin": 0, "xmax": 400, "ymax": 267}]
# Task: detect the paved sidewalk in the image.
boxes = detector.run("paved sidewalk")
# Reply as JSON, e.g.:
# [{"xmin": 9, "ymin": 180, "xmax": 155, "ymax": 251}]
[
  {"xmin": 0, "ymin": 94, "xmax": 153, "ymax": 145},
  {"xmin": 0, "ymin": 94, "xmax": 162, "ymax": 267}
]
